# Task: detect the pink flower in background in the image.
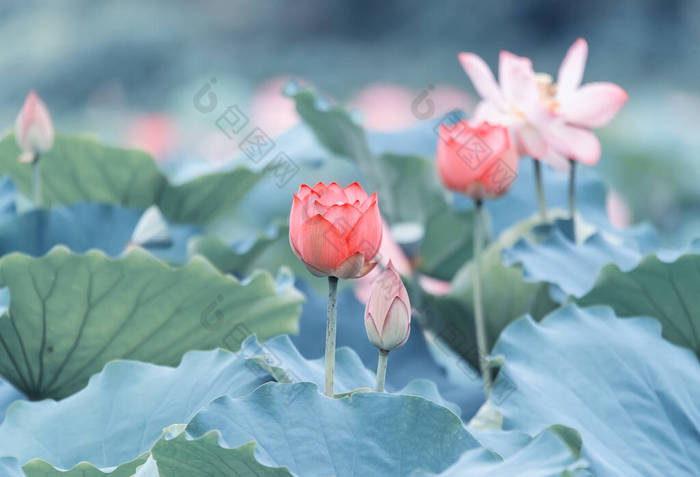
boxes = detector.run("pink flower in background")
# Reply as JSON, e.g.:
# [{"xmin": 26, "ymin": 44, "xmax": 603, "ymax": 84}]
[
  {"xmin": 15, "ymin": 91, "xmax": 54, "ymax": 162},
  {"xmin": 289, "ymin": 182, "xmax": 382, "ymax": 279},
  {"xmin": 351, "ymin": 83, "xmax": 417, "ymax": 132},
  {"xmin": 364, "ymin": 261, "xmax": 411, "ymax": 351},
  {"xmin": 126, "ymin": 114, "xmax": 176, "ymax": 161},
  {"xmin": 458, "ymin": 50, "xmax": 568, "ymax": 168},
  {"xmin": 436, "ymin": 120, "xmax": 518, "ymax": 200},
  {"xmin": 459, "ymin": 40, "xmax": 627, "ymax": 168},
  {"xmin": 537, "ymin": 38, "xmax": 628, "ymax": 166},
  {"xmin": 553, "ymin": 39, "xmax": 628, "ymax": 129},
  {"xmin": 606, "ymin": 188, "xmax": 633, "ymax": 229},
  {"xmin": 251, "ymin": 76, "xmax": 301, "ymax": 137}
]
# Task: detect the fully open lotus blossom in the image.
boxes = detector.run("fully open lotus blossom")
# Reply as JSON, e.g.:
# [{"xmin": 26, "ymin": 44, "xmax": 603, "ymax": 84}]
[
  {"xmin": 535, "ymin": 38, "xmax": 628, "ymax": 166},
  {"xmin": 459, "ymin": 40, "xmax": 627, "ymax": 168},
  {"xmin": 436, "ymin": 120, "xmax": 518, "ymax": 200},
  {"xmin": 15, "ymin": 91, "xmax": 54, "ymax": 163},
  {"xmin": 364, "ymin": 261, "xmax": 411, "ymax": 351},
  {"xmin": 289, "ymin": 182, "xmax": 382, "ymax": 279},
  {"xmin": 458, "ymin": 50, "xmax": 568, "ymax": 168}
]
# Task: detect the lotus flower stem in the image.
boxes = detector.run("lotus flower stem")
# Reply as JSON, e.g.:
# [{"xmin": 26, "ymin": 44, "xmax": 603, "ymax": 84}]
[
  {"xmin": 533, "ymin": 159, "xmax": 548, "ymax": 222},
  {"xmin": 473, "ymin": 199, "xmax": 492, "ymax": 394},
  {"xmin": 375, "ymin": 349, "xmax": 389, "ymax": 392},
  {"xmin": 568, "ymin": 158, "xmax": 577, "ymax": 242},
  {"xmin": 32, "ymin": 155, "xmax": 42, "ymax": 207},
  {"xmin": 324, "ymin": 276, "xmax": 339, "ymax": 397}
]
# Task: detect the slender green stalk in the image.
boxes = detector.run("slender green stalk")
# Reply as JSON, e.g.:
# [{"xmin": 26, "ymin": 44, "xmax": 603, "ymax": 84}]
[
  {"xmin": 32, "ymin": 155, "xmax": 42, "ymax": 207},
  {"xmin": 375, "ymin": 349, "xmax": 389, "ymax": 392},
  {"xmin": 473, "ymin": 199, "xmax": 492, "ymax": 394},
  {"xmin": 568, "ymin": 158, "xmax": 577, "ymax": 242},
  {"xmin": 533, "ymin": 159, "xmax": 548, "ymax": 222},
  {"xmin": 324, "ymin": 276, "xmax": 339, "ymax": 397}
]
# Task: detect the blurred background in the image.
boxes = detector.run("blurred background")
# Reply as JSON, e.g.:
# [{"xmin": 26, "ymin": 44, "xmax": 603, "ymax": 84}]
[{"xmin": 0, "ymin": 0, "xmax": 699, "ymax": 242}]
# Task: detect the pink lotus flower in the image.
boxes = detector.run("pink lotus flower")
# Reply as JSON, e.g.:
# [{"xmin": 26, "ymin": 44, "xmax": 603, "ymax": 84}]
[
  {"xmin": 364, "ymin": 261, "xmax": 411, "ymax": 351},
  {"xmin": 459, "ymin": 50, "xmax": 567, "ymax": 168},
  {"xmin": 251, "ymin": 76, "xmax": 301, "ymax": 137},
  {"xmin": 126, "ymin": 114, "xmax": 176, "ymax": 162},
  {"xmin": 436, "ymin": 120, "xmax": 518, "ymax": 199},
  {"xmin": 606, "ymin": 188, "xmax": 632, "ymax": 229},
  {"xmin": 289, "ymin": 182, "xmax": 382, "ymax": 279},
  {"xmin": 552, "ymin": 39, "xmax": 628, "ymax": 129},
  {"xmin": 350, "ymin": 83, "xmax": 417, "ymax": 132},
  {"xmin": 537, "ymin": 38, "xmax": 628, "ymax": 166},
  {"xmin": 459, "ymin": 39, "xmax": 627, "ymax": 168},
  {"xmin": 15, "ymin": 91, "xmax": 54, "ymax": 163}
]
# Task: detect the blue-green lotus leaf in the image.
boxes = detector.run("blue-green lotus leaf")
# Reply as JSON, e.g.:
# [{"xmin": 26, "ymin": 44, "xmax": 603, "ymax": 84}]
[
  {"xmin": 491, "ymin": 305, "xmax": 700, "ymax": 476},
  {"xmin": 0, "ymin": 346, "xmax": 270, "ymax": 468},
  {"xmin": 0, "ymin": 203, "xmax": 199, "ymax": 262},
  {"xmin": 188, "ymin": 382, "xmax": 480, "ymax": 477},
  {"xmin": 0, "ymin": 247, "xmax": 302, "ymax": 399}
]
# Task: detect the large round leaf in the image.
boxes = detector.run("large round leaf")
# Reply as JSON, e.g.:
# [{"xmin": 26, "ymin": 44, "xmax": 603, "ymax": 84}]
[
  {"xmin": 425, "ymin": 426, "xmax": 589, "ymax": 477},
  {"xmin": 148, "ymin": 432, "xmax": 293, "ymax": 477},
  {"xmin": 0, "ymin": 331, "xmax": 460, "ymax": 472},
  {"xmin": 188, "ymin": 382, "xmax": 480, "ymax": 477},
  {"xmin": 0, "ymin": 134, "xmax": 163, "ymax": 210},
  {"xmin": 491, "ymin": 305, "xmax": 700, "ymax": 476},
  {"xmin": 188, "ymin": 382, "xmax": 589, "ymax": 477},
  {"xmin": 4, "ymin": 335, "xmax": 584, "ymax": 476},
  {"xmin": 502, "ymin": 219, "xmax": 642, "ymax": 298},
  {"xmin": 0, "ymin": 345, "xmax": 270, "ymax": 469},
  {"xmin": 24, "ymin": 432, "xmax": 294, "ymax": 477},
  {"xmin": 0, "ymin": 134, "xmax": 264, "ymax": 226},
  {"xmin": 0, "ymin": 246, "xmax": 303, "ymax": 399},
  {"xmin": 577, "ymin": 253, "xmax": 700, "ymax": 359}
]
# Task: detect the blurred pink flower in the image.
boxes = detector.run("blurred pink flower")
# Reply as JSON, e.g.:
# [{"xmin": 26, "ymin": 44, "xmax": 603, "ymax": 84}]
[
  {"xmin": 606, "ymin": 188, "xmax": 632, "ymax": 229},
  {"xmin": 459, "ymin": 50, "xmax": 568, "ymax": 168},
  {"xmin": 251, "ymin": 76, "xmax": 301, "ymax": 137},
  {"xmin": 15, "ymin": 91, "xmax": 54, "ymax": 162},
  {"xmin": 459, "ymin": 40, "xmax": 627, "ymax": 168},
  {"xmin": 436, "ymin": 120, "xmax": 518, "ymax": 200},
  {"xmin": 554, "ymin": 39, "xmax": 628, "ymax": 129},
  {"xmin": 126, "ymin": 114, "xmax": 176, "ymax": 162},
  {"xmin": 351, "ymin": 83, "xmax": 417, "ymax": 132},
  {"xmin": 538, "ymin": 38, "xmax": 628, "ymax": 166}
]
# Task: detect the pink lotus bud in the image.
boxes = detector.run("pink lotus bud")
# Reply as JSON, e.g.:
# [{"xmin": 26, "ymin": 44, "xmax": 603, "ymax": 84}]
[
  {"xmin": 364, "ymin": 261, "xmax": 411, "ymax": 351},
  {"xmin": 15, "ymin": 91, "xmax": 54, "ymax": 161},
  {"xmin": 435, "ymin": 120, "xmax": 518, "ymax": 200},
  {"xmin": 289, "ymin": 182, "xmax": 383, "ymax": 279}
]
